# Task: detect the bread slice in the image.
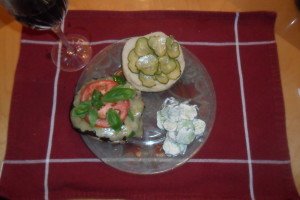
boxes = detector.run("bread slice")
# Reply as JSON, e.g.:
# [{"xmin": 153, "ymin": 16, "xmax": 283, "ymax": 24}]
[{"xmin": 122, "ymin": 32, "xmax": 185, "ymax": 92}]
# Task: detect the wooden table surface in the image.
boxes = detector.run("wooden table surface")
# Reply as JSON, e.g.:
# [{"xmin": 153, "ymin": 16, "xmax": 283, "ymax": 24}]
[{"xmin": 0, "ymin": 0, "xmax": 299, "ymax": 195}]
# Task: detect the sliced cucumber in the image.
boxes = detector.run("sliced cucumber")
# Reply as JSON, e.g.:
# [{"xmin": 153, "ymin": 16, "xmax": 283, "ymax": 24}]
[
  {"xmin": 148, "ymin": 36, "xmax": 167, "ymax": 57},
  {"xmin": 167, "ymin": 60, "xmax": 181, "ymax": 80},
  {"xmin": 139, "ymin": 73, "xmax": 156, "ymax": 88},
  {"xmin": 166, "ymin": 36, "xmax": 180, "ymax": 58},
  {"xmin": 127, "ymin": 49, "xmax": 139, "ymax": 73},
  {"xmin": 136, "ymin": 54, "xmax": 158, "ymax": 75},
  {"xmin": 134, "ymin": 37, "xmax": 153, "ymax": 57},
  {"xmin": 155, "ymin": 73, "xmax": 169, "ymax": 84},
  {"xmin": 159, "ymin": 56, "xmax": 177, "ymax": 74}
]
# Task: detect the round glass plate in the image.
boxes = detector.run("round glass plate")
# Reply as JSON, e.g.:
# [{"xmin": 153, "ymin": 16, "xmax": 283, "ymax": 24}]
[{"xmin": 76, "ymin": 39, "xmax": 216, "ymax": 174}]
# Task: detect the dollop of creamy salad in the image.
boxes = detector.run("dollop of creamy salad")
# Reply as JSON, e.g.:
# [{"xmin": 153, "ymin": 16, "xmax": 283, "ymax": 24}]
[{"xmin": 157, "ymin": 97, "xmax": 206, "ymax": 156}]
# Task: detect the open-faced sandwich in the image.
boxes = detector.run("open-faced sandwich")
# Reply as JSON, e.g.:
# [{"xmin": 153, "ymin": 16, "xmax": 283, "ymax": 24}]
[
  {"xmin": 70, "ymin": 74, "xmax": 144, "ymax": 143},
  {"xmin": 122, "ymin": 31, "xmax": 185, "ymax": 92}
]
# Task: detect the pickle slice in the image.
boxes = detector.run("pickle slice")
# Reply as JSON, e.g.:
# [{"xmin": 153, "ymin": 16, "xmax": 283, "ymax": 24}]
[
  {"xmin": 167, "ymin": 60, "xmax": 181, "ymax": 80},
  {"xmin": 134, "ymin": 37, "xmax": 153, "ymax": 57},
  {"xmin": 148, "ymin": 36, "xmax": 167, "ymax": 57},
  {"xmin": 166, "ymin": 36, "xmax": 180, "ymax": 58},
  {"xmin": 155, "ymin": 66, "xmax": 162, "ymax": 75},
  {"xmin": 127, "ymin": 49, "xmax": 139, "ymax": 73},
  {"xmin": 158, "ymin": 56, "xmax": 177, "ymax": 74},
  {"xmin": 136, "ymin": 54, "xmax": 158, "ymax": 75},
  {"xmin": 155, "ymin": 73, "xmax": 169, "ymax": 84},
  {"xmin": 139, "ymin": 73, "xmax": 156, "ymax": 88}
]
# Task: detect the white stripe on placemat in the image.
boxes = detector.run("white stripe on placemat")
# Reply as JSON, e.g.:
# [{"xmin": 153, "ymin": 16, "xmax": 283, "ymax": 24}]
[
  {"xmin": 238, "ymin": 40, "xmax": 275, "ymax": 46},
  {"xmin": 2, "ymin": 158, "xmax": 290, "ymax": 165},
  {"xmin": 180, "ymin": 40, "xmax": 275, "ymax": 46},
  {"xmin": 43, "ymin": 57, "xmax": 60, "ymax": 199},
  {"xmin": 0, "ymin": 161, "xmax": 4, "ymax": 179},
  {"xmin": 43, "ymin": 24, "xmax": 64, "ymax": 200},
  {"xmin": 21, "ymin": 39, "xmax": 59, "ymax": 45},
  {"xmin": 21, "ymin": 38, "xmax": 275, "ymax": 47},
  {"xmin": 21, "ymin": 39, "xmax": 120, "ymax": 46},
  {"xmin": 89, "ymin": 39, "xmax": 120, "ymax": 45},
  {"xmin": 234, "ymin": 12, "xmax": 255, "ymax": 200},
  {"xmin": 190, "ymin": 159, "xmax": 290, "ymax": 164}
]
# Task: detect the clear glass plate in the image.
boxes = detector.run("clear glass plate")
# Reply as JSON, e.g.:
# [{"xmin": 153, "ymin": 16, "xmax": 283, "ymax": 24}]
[{"xmin": 75, "ymin": 39, "xmax": 216, "ymax": 174}]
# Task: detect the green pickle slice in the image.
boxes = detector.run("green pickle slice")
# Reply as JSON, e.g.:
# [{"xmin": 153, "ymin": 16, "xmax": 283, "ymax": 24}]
[
  {"xmin": 136, "ymin": 54, "xmax": 158, "ymax": 75},
  {"xmin": 166, "ymin": 36, "xmax": 180, "ymax": 58},
  {"xmin": 155, "ymin": 73, "xmax": 169, "ymax": 84},
  {"xmin": 148, "ymin": 36, "xmax": 167, "ymax": 57},
  {"xmin": 167, "ymin": 60, "xmax": 181, "ymax": 80},
  {"xmin": 134, "ymin": 37, "xmax": 153, "ymax": 56},
  {"xmin": 155, "ymin": 65, "xmax": 162, "ymax": 75},
  {"xmin": 128, "ymin": 50, "xmax": 139, "ymax": 73},
  {"xmin": 159, "ymin": 56, "xmax": 177, "ymax": 74},
  {"xmin": 139, "ymin": 73, "xmax": 156, "ymax": 87}
]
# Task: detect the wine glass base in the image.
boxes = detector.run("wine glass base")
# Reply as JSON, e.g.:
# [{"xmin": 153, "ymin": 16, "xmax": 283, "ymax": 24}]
[{"xmin": 51, "ymin": 34, "xmax": 92, "ymax": 72}]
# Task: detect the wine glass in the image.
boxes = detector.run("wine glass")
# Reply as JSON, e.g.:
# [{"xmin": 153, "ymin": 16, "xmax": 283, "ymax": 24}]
[{"xmin": 0, "ymin": 0, "xmax": 92, "ymax": 72}]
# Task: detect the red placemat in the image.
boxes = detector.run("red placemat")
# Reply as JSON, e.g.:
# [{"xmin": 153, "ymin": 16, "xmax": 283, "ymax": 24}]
[{"xmin": 0, "ymin": 11, "xmax": 299, "ymax": 199}]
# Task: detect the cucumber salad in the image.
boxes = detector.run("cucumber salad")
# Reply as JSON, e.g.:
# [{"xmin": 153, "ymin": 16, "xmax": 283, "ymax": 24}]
[{"xmin": 157, "ymin": 97, "xmax": 206, "ymax": 157}]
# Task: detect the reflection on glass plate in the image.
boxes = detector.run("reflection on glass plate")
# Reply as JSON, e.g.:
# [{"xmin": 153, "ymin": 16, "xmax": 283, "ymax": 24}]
[{"xmin": 76, "ymin": 39, "xmax": 216, "ymax": 174}]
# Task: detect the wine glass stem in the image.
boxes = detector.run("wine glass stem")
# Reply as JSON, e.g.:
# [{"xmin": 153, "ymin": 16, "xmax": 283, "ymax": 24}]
[{"xmin": 52, "ymin": 25, "xmax": 73, "ymax": 51}]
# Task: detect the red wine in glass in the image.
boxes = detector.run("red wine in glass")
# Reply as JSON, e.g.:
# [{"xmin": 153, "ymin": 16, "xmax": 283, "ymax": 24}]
[{"xmin": 1, "ymin": 0, "xmax": 92, "ymax": 72}]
